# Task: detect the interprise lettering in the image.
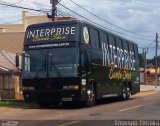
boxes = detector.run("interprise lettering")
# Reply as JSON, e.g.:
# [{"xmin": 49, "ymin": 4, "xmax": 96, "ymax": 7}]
[
  {"xmin": 102, "ymin": 42, "xmax": 135, "ymax": 70},
  {"xmin": 102, "ymin": 42, "xmax": 136, "ymax": 80},
  {"xmin": 26, "ymin": 26, "xmax": 76, "ymax": 42}
]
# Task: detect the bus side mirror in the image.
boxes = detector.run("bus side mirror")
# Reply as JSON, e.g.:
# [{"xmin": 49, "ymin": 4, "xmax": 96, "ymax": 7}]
[
  {"xmin": 86, "ymin": 53, "xmax": 91, "ymax": 72},
  {"xmin": 15, "ymin": 54, "xmax": 19, "ymax": 67},
  {"xmin": 81, "ymin": 53, "xmax": 86, "ymax": 74}
]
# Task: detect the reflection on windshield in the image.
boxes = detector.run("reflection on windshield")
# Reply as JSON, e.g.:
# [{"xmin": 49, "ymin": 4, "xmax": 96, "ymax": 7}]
[{"xmin": 23, "ymin": 47, "xmax": 79, "ymax": 79}]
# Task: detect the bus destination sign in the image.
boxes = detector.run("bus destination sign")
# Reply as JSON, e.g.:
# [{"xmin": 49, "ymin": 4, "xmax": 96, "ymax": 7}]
[{"xmin": 25, "ymin": 25, "xmax": 79, "ymax": 43}]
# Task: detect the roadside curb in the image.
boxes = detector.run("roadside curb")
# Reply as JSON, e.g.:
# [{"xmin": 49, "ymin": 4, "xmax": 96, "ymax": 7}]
[
  {"xmin": 140, "ymin": 85, "xmax": 160, "ymax": 93},
  {"xmin": 140, "ymin": 90, "xmax": 154, "ymax": 93}
]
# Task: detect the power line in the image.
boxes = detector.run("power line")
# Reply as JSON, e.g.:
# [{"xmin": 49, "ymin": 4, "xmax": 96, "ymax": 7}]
[
  {"xmin": 57, "ymin": 9, "xmax": 70, "ymax": 16},
  {"xmin": 0, "ymin": 0, "xmax": 24, "ymax": 9},
  {"xmin": 0, "ymin": 1, "xmax": 67, "ymax": 23},
  {"xmin": 0, "ymin": 1, "xmax": 48, "ymax": 14},
  {"xmin": 146, "ymin": 40, "xmax": 155, "ymax": 48},
  {"xmin": 32, "ymin": 1, "xmax": 51, "ymax": 8},
  {"xmin": 0, "ymin": 51, "xmax": 16, "ymax": 69},
  {"xmin": 59, "ymin": 3, "xmax": 154, "ymax": 43},
  {"xmin": 120, "ymin": 0, "xmax": 160, "ymax": 9},
  {"xmin": 0, "ymin": 1, "xmax": 154, "ymax": 45},
  {"xmin": 69, "ymin": 0, "xmax": 154, "ymax": 38},
  {"xmin": 30, "ymin": 1, "xmax": 70, "ymax": 17},
  {"xmin": 4, "ymin": 18, "xmax": 22, "ymax": 24},
  {"xmin": 0, "ymin": 15, "xmax": 19, "ymax": 20}
]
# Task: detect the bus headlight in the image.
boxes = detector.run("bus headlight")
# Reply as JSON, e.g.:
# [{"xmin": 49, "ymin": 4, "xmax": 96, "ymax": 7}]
[{"xmin": 23, "ymin": 87, "xmax": 35, "ymax": 91}]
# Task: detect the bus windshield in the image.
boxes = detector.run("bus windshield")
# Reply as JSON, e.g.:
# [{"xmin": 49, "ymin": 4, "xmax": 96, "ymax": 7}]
[{"xmin": 23, "ymin": 47, "xmax": 79, "ymax": 79}]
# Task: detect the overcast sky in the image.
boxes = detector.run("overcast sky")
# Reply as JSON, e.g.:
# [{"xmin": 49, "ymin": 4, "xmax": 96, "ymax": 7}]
[{"xmin": 0, "ymin": 0, "xmax": 160, "ymax": 59}]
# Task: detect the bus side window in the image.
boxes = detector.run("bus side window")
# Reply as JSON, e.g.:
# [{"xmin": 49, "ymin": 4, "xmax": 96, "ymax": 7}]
[
  {"xmin": 117, "ymin": 39, "xmax": 123, "ymax": 49},
  {"xmin": 128, "ymin": 44, "xmax": 135, "ymax": 70},
  {"xmin": 129, "ymin": 44, "xmax": 135, "ymax": 59},
  {"xmin": 90, "ymin": 28, "xmax": 100, "ymax": 48},
  {"xmin": 114, "ymin": 37, "xmax": 118, "ymax": 65},
  {"xmin": 122, "ymin": 41, "xmax": 129, "ymax": 68},
  {"xmin": 105, "ymin": 33, "xmax": 109, "ymax": 45},
  {"xmin": 24, "ymin": 53, "xmax": 30, "ymax": 72},
  {"xmin": 100, "ymin": 32, "xmax": 109, "ymax": 48},
  {"xmin": 108, "ymin": 35, "xmax": 117, "ymax": 64},
  {"xmin": 100, "ymin": 32, "xmax": 104, "ymax": 49},
  {"xmin": 116, "ymin": 38, "xmax": 123, "ymax": 68},
  {"xmin": 81, "ymin": 52, "xmax": 91, "ymax": 74}
]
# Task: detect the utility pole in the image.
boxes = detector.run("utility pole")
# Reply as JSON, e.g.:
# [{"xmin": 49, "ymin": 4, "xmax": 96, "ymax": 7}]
[
  {"xmin": 155, "ymin": 33, "xmax": 158, "ymax": 87},
  {"xmin": 50, "ymin": 0, "xmax": 61, "ymax": 21},
  {"xmin": 143, "ymin": 48, "xmax": 148, "ymax": 85}
]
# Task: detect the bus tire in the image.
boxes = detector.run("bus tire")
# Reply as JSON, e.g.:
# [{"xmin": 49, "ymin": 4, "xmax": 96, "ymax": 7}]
[
  {"xmin": 121, "ymin": 85, "xmax": 130, "ymax": 101},
  {"xmin": 126, "ymin": 87, "xmax": 131, "ymax": 100},
  {"xmin": 85, "ymin": 82, "xmax": 96, "ymax": 107}
]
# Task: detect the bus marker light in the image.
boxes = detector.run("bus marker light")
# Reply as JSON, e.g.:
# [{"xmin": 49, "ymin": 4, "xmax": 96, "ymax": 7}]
[{"xmin": 23, "ymin": 87, "xmax": 35, "ymax": 91}]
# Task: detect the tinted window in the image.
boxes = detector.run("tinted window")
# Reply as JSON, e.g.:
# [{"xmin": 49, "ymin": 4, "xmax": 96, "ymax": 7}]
[
  {"xmin": 109, "ymin": 35, "xmax": 116, "ymax": 47},
  {"xmin": 81, "ymin": 53, "xmax": 85, "ymax": 71},
  {"xmin": 108, "ymin": 35, "xmax": 117, "ymax": 64},
  {"xmin": 90, "ymin": 28, "xmax": 100, "ymax": 48},
  {"xmin": 123, "ymin": 41, "xmax": 129, "ymax": 51},
  {"xmin": 23, "ymin": 48, "xmax": 79, "ymax": 79},
  {"xmin": 129, "ymin": 43, "xmax": 135, "ymax": 58},
  {"xmin": 100, "ymin": 32, "xmax": 104, "ymax": 48},
  {"xmin": 117, "ymin": 38, "xmax": 123, "ymax": 49},
  {"xmin": 100, "ymin": 32, "xmax": 109, "ymax": 48},
  {"xmin": 105, "ymin": 33, "xmax": 109, "ymax": 44},
  {"xmin": 129, "ymin": 44, "xmax": 134, "ymax": 53}
]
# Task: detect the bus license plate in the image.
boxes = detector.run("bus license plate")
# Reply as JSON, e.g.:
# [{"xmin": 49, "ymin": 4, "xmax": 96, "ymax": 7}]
[{"xmin": 62, "ymin": 97, "xmax": 72, "ymax": 101}]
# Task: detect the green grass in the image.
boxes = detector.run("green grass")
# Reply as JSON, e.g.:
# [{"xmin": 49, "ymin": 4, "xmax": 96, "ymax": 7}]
[{"xmin": 0, "ymin": 100, "xmax": 38, "ymax": 109}]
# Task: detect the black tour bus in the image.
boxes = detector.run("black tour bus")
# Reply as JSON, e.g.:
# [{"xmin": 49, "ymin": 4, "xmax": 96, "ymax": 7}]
[{"xmin": 18, "ymin": 19, "xmax": 140, "ymax": 107}]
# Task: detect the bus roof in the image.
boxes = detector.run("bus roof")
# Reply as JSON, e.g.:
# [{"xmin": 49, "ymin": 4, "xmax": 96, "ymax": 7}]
[
  {"xmin": 26, "ymin": 19, "xmax": 138, "ymax": 46},
  {"xmin": 27, "ymin": 20, "xmax": 80, "ymax": 28}
]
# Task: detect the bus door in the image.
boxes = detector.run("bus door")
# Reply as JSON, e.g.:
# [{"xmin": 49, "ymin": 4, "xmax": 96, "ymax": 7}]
[
  {"xmin": 81, "ymin": 50, "xmax": 92, "ymax": 94},
  {"xmin": 81, "ymin": 50, "xmax": 91, "ymax": 77}
]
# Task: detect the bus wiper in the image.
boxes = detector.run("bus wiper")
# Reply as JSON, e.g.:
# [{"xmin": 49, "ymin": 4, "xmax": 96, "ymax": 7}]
[
  {"xmin": 34, "ymin": 64, "xmax": 46, "ymax": 79},
  {"xmin": 50, "ymin": 62, "xmax": 62, "ymax": 77},
  {"xmin": 34, "ymin": 51, "xmax": 47, "ymax": 79},
  {"xmin": 48, "ymin": 53, "xmax": 62, "ymax": 77}
]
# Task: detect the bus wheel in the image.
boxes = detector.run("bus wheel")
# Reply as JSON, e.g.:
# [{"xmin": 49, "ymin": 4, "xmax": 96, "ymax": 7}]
[
  {"xmin": 38, "ymin": 102, "xmax": 49, "ymax": 108},
  {"xmin": 121, "ymin": 86, "xmax": 130, "ymax": 100},
  {"xmin": 85, "ymin": 84, "xmax": 96, "ymax": 107}
]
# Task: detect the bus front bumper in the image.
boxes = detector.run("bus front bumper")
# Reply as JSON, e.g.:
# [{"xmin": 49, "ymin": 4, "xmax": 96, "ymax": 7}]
[{"xmin": 23, "ymin": 89, "xmax": 84, "ymax": 102}]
